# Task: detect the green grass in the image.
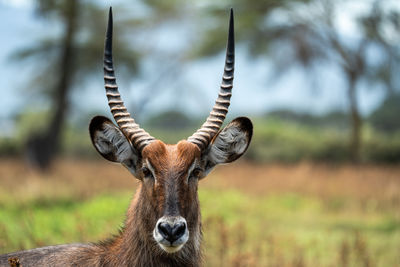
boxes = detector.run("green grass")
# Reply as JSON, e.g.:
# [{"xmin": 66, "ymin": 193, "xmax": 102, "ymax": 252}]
[
  {"xmin": 0, "ymin": 194, "xmax": 128, "ymax": 251},
  {"xmin": 201, "ymin": 190, "xmax": 400, "ymax": 266},
  {"xmin": 0, "ymin": 189, "xmax": 399, "ymax": 266}
]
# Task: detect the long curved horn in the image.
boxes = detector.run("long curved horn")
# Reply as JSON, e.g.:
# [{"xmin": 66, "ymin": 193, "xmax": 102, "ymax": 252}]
[
  {"xmin": 104, "ymin": 7, "xmax": 155, "ymax": 151},
  {"xmin": 188, "ymin": 9, "xmax": 235, "ymax": 150}
]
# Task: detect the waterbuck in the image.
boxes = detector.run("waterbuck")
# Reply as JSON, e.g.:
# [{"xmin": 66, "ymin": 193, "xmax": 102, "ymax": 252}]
[{"xmin": 0, "ymin": 7, "xmax": 252, "ymax": 267}]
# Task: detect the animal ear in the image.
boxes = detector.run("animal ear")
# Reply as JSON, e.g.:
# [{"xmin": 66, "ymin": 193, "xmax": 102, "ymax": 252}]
[
  {"xmin": 204, "ymin": 117, "xmax": 253, "ymax": 172},
  {"xmin": 89, "ymin": 116, "xmax": 139, "ymax": 174}
]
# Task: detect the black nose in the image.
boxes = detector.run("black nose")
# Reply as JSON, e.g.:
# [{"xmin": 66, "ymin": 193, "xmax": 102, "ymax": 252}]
[{"xmin": 157, "ymin": 222, "xmax": 186, "ymax": 243}]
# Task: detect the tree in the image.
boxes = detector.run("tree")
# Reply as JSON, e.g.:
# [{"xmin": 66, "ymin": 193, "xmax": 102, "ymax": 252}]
[
  {"xmin": 15, "ymin": 1, "xmax": 140, "ymax": 169},
  {"xmin": 359, "ymin": 2, "xmax": 400, "ymax": 96},
  {"xmin": 191, "ymin": 0, "xmax": 400, "ymax": 162}
]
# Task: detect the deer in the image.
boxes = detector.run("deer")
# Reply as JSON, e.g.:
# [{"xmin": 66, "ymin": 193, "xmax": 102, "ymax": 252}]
[{"xmin": 0, "ymin": 7, "xmax": 252, "ymax": 267}]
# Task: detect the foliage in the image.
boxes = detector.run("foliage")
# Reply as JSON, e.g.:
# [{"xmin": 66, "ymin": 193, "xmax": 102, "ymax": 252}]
[
  {"xmin": 2, "ymin": 111, "xmax": 400, "ymax": 163},
  {"xmin": 7, "ymin": 0, "xmax": 400, "ymax": 167},
  {"xmin": 145, "ymin": 110, "xmax": 196, "ymax": 130},
  {"xmin": 11, "ymin": 0, "xmax": 146, "ymax": 169},
  {"xmin": 247, "ymin": 116, "xmax": 400, "ymax": 163},
  {"xmin": 369, "ymin": 94, "xmax": 400, "ymax": 133},
  {"xmin": 186, "ymin": 0, "xmax": 400, "ymax": 162},
  {"xmin": 13, "ymin": 1, "xmax": 140, "ymax": 97},
  {"xmin": 266, "ymin": 109, "xmax": 348, "ymax": 129}
]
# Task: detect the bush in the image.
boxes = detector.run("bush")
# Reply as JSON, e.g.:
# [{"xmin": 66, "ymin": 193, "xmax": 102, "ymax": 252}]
[{"xmin": 369, "ymin": 94, "xmax": 400, "ymax": 133}]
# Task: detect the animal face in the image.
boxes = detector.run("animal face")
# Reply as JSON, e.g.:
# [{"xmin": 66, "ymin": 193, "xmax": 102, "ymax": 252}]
[
  {"xmin": 89, "ymin": 117, "xmax": 252, "ymax": 253},
  {"xmin": 141, "ymin": 141, "xmax": 200, "ymax": 252},
  {"xmin": 88, "ymin": 7, "xmax": 253, "ymax": 254}
]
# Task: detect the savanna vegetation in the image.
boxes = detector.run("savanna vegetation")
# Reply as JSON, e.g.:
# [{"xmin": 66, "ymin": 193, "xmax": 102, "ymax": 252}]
[
  {"xmin": 1, "ymin": 0, "xmax": 399, "ymax": 266},
  {"xmin": 0, "ymin": 160, "xmax": 399, "ymax": 266},
  {"xmin": 3, "ymin": 109, "xmax": 400, "ymax": 164}
]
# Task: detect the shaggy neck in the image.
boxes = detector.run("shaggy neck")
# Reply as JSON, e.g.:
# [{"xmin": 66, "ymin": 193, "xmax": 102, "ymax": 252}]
[{"xmin": 97, "ymin": 185, "xmax": 202, "ymax": 267}]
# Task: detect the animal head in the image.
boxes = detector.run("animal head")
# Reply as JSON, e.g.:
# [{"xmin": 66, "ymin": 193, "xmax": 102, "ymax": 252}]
[{"xmin": 89, "ymin": 8, "xmax": 252, "ymax": 254}]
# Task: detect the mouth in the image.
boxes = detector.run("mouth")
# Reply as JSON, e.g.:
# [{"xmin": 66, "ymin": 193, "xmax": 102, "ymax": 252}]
[
  {"xmin": 153, "ymin": 216, "xmax": 189, "ymax": 253},
  {"xmin": 158, "ymin": 243, "xmax": 185, "ymax": 253}
]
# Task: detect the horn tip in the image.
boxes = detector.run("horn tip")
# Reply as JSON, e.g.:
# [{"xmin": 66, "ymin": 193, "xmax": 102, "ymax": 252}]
[
  {"xmin": 105, "ymin": 6, "xmax": 113, "ymax": 51},
  {"xmin": 229, "ymin": 8, "xmax": 234, "ymax": 26},
  {"xmin": 107, "ymin": 7, "xmax": 113, "ymax": 30},
  {"xmin": 227, "ymin": 8, "xmax": 234, "ymax": 54}
]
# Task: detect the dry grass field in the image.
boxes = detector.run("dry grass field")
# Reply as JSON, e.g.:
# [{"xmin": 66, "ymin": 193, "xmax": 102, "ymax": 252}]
[{"xmin": 0, "ymin": 159, "xmax": 399, "ymax": 266}]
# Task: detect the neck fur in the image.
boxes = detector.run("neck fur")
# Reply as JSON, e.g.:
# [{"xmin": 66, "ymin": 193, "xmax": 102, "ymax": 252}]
[{"xmin": 94, "ymin": 185, "xmax": 202, "ymax": 267}]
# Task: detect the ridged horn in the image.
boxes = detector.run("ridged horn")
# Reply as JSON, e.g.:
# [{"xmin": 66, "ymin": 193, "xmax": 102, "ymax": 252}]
[
  {"xmin": 188, "ymin": 8, "xmax": 235, "ymax": 150},
  {"xmin": 104, "ymin": 7, "xmax": 155, "ymax": 151}
]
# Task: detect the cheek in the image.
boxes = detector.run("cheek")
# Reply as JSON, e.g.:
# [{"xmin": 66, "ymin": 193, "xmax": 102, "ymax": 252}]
[
  {"xmin": 154, "ymin": 183, "xmax": 167, "ymax": 216},
  {"xmin": 189, "ymin": 177, "xmax": 199, "ymax": 191},
  {"xmin": 142, "ymin": 179, "xmax": 163, "ymax": 215},
  {"xmin": 180, "ymin": 180, "xmax": 199, "ymax": 213},
  {"xmin": 143, "ymin": 178, "xmax": 154, "ymax": 195},
  {"xmin": 183, "ymin": 182, "xmax": 200, "ymax": 230}
]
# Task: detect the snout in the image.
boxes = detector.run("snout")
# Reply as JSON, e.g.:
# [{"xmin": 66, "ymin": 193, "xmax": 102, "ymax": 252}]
[{"xmin": 153, "ymin": 216, "xmax": 189, "ymax": 253}]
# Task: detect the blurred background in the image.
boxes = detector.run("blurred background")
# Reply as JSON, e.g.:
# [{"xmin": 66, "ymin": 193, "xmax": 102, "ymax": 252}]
[{"xmin": 0, "ymin": 0, "xmax": 399, "ymax": 266}]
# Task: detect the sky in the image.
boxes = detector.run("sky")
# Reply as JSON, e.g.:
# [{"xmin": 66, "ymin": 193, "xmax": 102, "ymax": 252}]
[{"xmin": 0, "ymin": 0, "xmax": 396, "ymax": 134}]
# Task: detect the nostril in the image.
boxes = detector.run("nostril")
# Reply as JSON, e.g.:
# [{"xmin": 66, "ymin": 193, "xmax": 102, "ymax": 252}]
[
  {"xmin": 172, "ymin": 222, "xmax": 186, "ymax": 240},
  {"xmin": 157, "ymin": 221, "xmax": 187, "ymax": 243},
  {"xmin": 157, "ymin": 222, "xmax": 172, "ymax": 241}
]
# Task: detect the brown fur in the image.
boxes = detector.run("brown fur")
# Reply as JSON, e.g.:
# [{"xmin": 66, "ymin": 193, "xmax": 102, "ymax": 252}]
[
  {"xmin": 0, "ymin": 141, "xmax": 203, "ymax": 267},
  {"xmin": 0, "ymin": 117, "xmax": 252, "ymax": 267},
  {"xmin": 83, "ymin": 141, "xmax": 203, "ymax": 266}
]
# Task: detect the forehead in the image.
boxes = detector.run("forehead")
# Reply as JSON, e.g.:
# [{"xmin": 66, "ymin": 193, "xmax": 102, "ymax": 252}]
[{"xmin": 142, "ymin": 140, "xmax": 201, "ymax": 170}]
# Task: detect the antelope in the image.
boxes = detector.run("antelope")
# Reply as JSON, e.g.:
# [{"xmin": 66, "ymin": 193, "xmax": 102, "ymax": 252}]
[{"xmin": 0, "ymin": 7, "xmax": 252, "ymax": 267}]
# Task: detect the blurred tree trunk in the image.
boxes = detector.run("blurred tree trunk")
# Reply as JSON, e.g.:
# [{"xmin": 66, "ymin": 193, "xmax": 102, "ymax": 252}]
[
  {"xmin": 16, "ymin": 1, "xmax": 143, "ymax": 170},
  {"xmin": 26, "ymin": 0, "xmax": 78, "ymax": 170},
  {"xmin": 347, "ymin": 72, "xmax": 361, "ymax": 162},
  {"xmin": 328, "ymin": 25, "xmax": 366, "ymax": 162}
]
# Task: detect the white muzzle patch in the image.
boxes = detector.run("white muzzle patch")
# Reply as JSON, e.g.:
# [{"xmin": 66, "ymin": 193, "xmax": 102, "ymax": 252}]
[{"xmin": 153, "ymin": 216, "xmax": 189, "ymax": 253}]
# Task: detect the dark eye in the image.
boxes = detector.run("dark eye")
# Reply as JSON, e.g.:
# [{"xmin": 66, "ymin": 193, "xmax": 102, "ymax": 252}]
[
  {"xmin": 142, "ymin": 167, "xmax": 153, "ymax": 178},
  {"xmin": 191, "ymin": 168, "xmax": 202, "ymax": 179}
]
